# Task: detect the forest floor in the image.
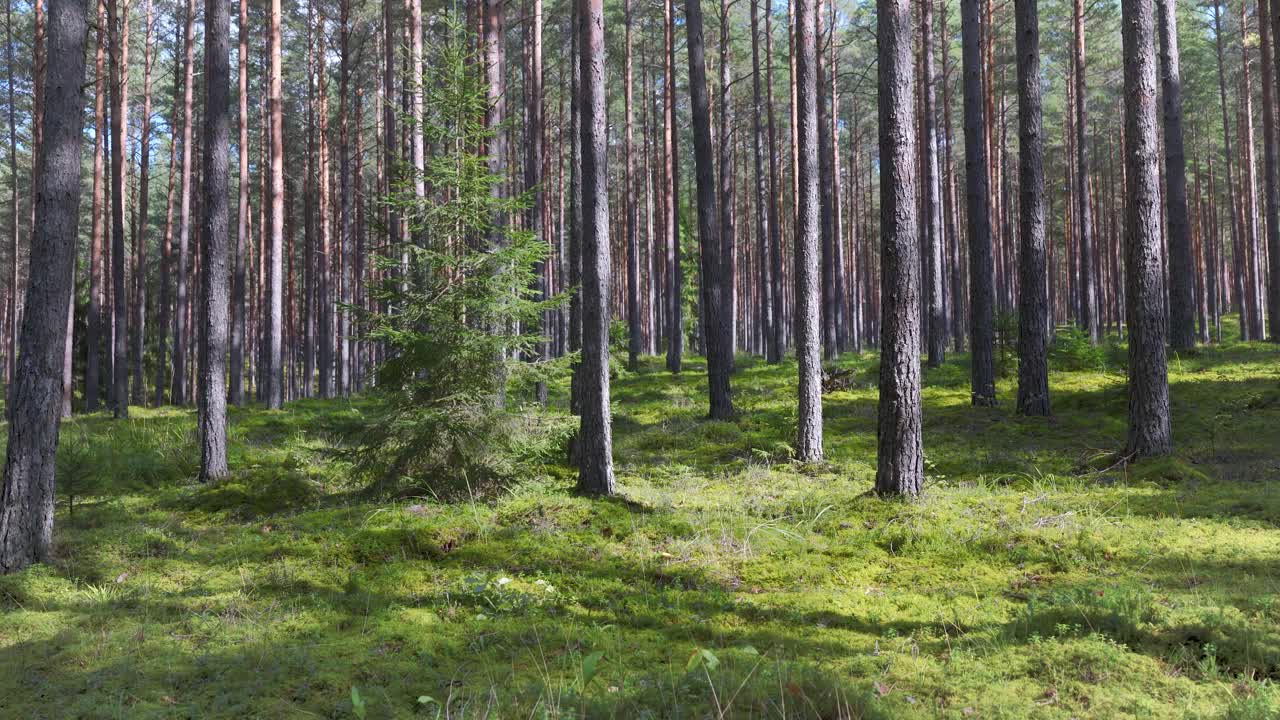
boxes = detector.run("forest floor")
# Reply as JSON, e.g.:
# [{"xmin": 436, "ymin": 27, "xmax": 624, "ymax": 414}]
[{"xmin": 2, "ymin": 323, "xmax": 1280, "ymax": 719}]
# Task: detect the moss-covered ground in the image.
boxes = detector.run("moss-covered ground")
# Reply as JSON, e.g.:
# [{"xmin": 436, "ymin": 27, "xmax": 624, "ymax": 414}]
[{"xmin": 2, "ymin": 323, "xmax": 1279, "ymax": 718}]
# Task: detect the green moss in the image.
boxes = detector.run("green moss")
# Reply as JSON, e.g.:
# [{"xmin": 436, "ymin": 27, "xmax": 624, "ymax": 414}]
[{"xmin": 2, "ymin": 325, "xmax": 1280, "ymax": 717}]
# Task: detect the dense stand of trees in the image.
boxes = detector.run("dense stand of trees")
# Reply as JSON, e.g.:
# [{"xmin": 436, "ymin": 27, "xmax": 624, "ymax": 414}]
[{"xmin": 3, "ymin": 0, "xmax": 1279, "ymax": 567}]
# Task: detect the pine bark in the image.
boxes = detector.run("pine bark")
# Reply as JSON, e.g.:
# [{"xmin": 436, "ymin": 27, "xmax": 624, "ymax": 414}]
[
  {"xmin": 874, "ymin": 0, "xmax": 922, "ymax": 496},
  {"xmin": 576, "ymin": 0, "xmax": 615, "ymax": 495},
  {"xmin": 107, "ymin": 0, "xmax": 128, "ymax": 417},
  {"xmin": 86, "ymin": 5, "xmax": 105, "ymax": 412},
  {"xmin": 1156, "ymin": 0, "xmax": 1195, "ymax": 350},
  {"xmin": 1014, "ymin": 0, "xmax": 1050, "ymax": 416},
  {"xmin": 130, "ymin": 0, "xmax": 153, "ymax": 406},
  {"xmin": 794, "ymin": 0, "xmax": 823, "ymax": 461},
  {"xmin": 172, "ymin": 0, "xmax": 196, "ymax": 406},
  {"xmin": 0, "ymin": 0, "xmax": 87, "ymax": 574},
  {"xmin": 1122, "ymin": 0, "xmax": 1172, "ymax": 458},
  {"xmin": 1072, "ymin": 0, "xmax": 1097, "ymax": 342},
  {"xmin": 961, "ymin": 0, "xmax": 996, "ymax": 406},
  {"xmin": 266, "ymin": 0, "xmax": 283, "ymax": 407},
  {"xmin": 686, "ymin": 0, "xmax": 734, "ymax": 419},
  {"xmin": 230, "ymin": 0, "xmax": 249, "ymax": 405},
  {"xmin": 199, "ymin": 0, "xmax": 230, "ymax": 481},
  {"xmin": 921, "ymin": 0, "xmax": 945, "ymax": 367},
  {"xmin": 750, "ymin": 0, "xmax": 778, "ymax": 363},
  {"xmin": 664, "ymin": 0, "xmax": 683, "ymax": 373}
]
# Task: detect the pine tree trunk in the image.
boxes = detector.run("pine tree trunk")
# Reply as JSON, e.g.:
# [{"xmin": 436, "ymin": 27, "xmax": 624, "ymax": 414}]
[
  {"xmin": 265, "ymin": 0, "xmax": 283, "ymax": 407},
  {"xmin": 623, "ymin": 0, "xmax": 639, "ymax": 370},
  {"xmin": 922, "ymin": 0, "xmax": 945, "ymax": 367},
  {"xmin": 576, "ymin": 0, "xmax": 615, "ymax": 495},
  {"xmin": 749, "ymin": 0, "xmax": 776, "ymax": 363},
  {"xmin": 0, "ymin": 0, "xmax": 87, "ymax": 574},
  {"xmin": 86, "ymin": 5, "xmax": 105, "ymax": 412},
  {"xmin": 874, "ymin": 0, "xmax": 922, "ymax": 496},
  {"xmin": 230, "ymin": 0, "xmax": 249, "ymax": 406},
  {"xmin": 765, "ymin": 0, "xmax": 785, "ymax": 360},
  {"xmin": 1261, "ymin": 0, "xmax": 1280, "ymax": 339},
  {"xmin": 664, "ymin": 0, "xmax": 683, "ymax": 373},
  {"xmin": 962, "ymin": 0, "xmax": 996, "ymax": 406},
  {"xmin": 1155, "ymin": 0, "xmax": 1196, "ymax": 350},
  {"xmin": 1073, "ymin": 0, "xmax": 1097, "ymax": 342},
  {"xmin": 172, "ymin": 0, "xmax": 195, "ymax": 406},
  {"xmin": 199, "ymin": 0, "xmax": 230, "ymax": 481},
  {"xmin": 793, "ymin": 0, "xmax": 823, "ymax": 461},
  {"xmin": 1014, "ymin": 0, "xmax": 1050, "ymax": 417},
  {"xmin": 130, "ymin": 0, "xmax": 152, "ymax": 407},
  {"xmin": 1212, "ymin": 0, "xmax": 1245, "ymax": 339},
  {"xmin": 685, "ymin": 0, "xmax": 733, "ymax": 419},
  {"xmin": 1122, "ymin": 0, "xmax": 1171, "ymax": 457},
  {"xmin": 107, "ymin": 0, "xmax": 129, "ymax": 417}
]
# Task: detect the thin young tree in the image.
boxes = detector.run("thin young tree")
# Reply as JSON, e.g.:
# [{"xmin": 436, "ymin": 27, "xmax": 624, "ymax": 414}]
[
  {"xmin": 199, "ymin": 0, "xmax": 230, "ymax": 481},
  {"xmin": 86, "ymin": 4, "xmax": 105, "ymax": 411},
  {"xmin": 794, "ymin": 0, "xmax": 823, "ymax": 461},
  {"xmin": 874, "ymin": 0, "xmax": 922, "ymax": 496},
  {"xmin": 172, "ymin": 0, "xmax": 196, "ymax": 406},
  {"xmin": 1072, "ymin": 0, "xmax": 1097, "ymax": 342},
  {"xmin": 922, "ymin": 0, "xmax": 945, "ymax": 368},
  {"xmin": 576, "ymin": 0, "xmax": 615, "ymax": 495},
  {"xmin": 749, "ymin": 0, "xmax": 777, "ymax": 363},
  {"xmin": 130, "ymin": 0, "xmax": 153, "ymax": 407},
  {"xmin": 1121, "ymin": 0, "xmax": 1171, "ymax": 458},
  {"xmin": 961, "ymin": 0, "xmax": 996, "ymax": 406},
  {"xmin": 1014, "ymin": 0, "xmax": 1049, "ymax": 416},
  {"xmin": 266, "ymin": 0, "xmax": 283, "ymax": 408},
  {"xmin": 664, "ymin": 0, "xmax": 683, "ymax": 373},
  {"xmin": 230, "ymin": 0, "xmax": 249, "ymax": 405},
  {"xmin": 624, "ymin": 0, "xmax": 640, "ymax": 369},
  {"xmin": 0, "ymin": 0, "xmax": 88, "ymax": 574},
  {"xmin": 107, "ymin": 0, "xmax": 129, "ymax": 416},
  {"xmin": 1157, "ymin": 0, "xmax": 1195, "ymax": 351},
  {"xmin": 1260, "ymin": 0, "xmax": 1280, "ymax": 340},
  {"xmin": 685, "ymin": 0, "xmax": 733, "ymax": 419}
]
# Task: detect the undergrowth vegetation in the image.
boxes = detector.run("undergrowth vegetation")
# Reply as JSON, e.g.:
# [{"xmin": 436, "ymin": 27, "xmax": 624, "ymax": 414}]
[{"xmin": 1, "ymin": 322, "xmax": 1279, "ymax": 718}]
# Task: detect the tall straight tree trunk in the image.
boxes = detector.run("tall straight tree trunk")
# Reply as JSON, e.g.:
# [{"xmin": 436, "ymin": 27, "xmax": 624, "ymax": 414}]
[
  {"xmin": 199, "ymin": 0, "xmax": 229, "ymax": 481},
  {"xmin": 337, "ymin": 0, "xmax": 352, "ymax": 397},
  {"xmin": 921, "ymin": 0, "xmax": 945, "ymax": 367},
  {"xmin": 718, "ymin": 0, "xmax": 735, "ymax": 362},
  {"xmin": 1261, "ymin": 0, "xmax": 1280, "ymax": 339},
  {"xmin": 130, "ymin": 0, "xmax": 152, "ymax": 406},
  {"xmin": 962, "ymin": 0, "xmax": 996, "ymax": 406},
  {"xmin": 1238, "ymin": 6, "xmax": 1264, "ymax": 340},
  {"xmin": 817, "ymin": 0, "xmax": 836, "ymax": 361},
  {"xmin": 1121, "ymin": 0, "xmax": 1172, "ymax": 458},
  {"xmin": 793, "ymin": 0, "xmax": 823, "ymax": 461},
  {"xmin": 941, "ymin": 0, "xmax": 963, "ymax": 353},
  {"xmin": 316, "ymin": 14, "xmax": 332, "ymax": 398},
  {"xmin": 0, "ymin": 0, "xmax": 87, "ymax": 574},
  {"xmin": 664, "ymin": 0, "xmax": 683, "ymax": 373},
  {"xmin": 623, "ymin": 0, "xmax": 639, "ymax": 369},
  {"xmin": 1212, "ymin": 1, "xmax": 1245, "ymax": 338},
  {"xmin": 749, "ymin": 0, "xmax": 777, "ymax": 363},
  {"xmin": 685, "ymin": 0, "xmax": 733, "ymax": 419},
  {"xmin": 265, "ymin": 0, "xmax": 283, "ymax": 407},
  {"xmin": 765, "ymin": 0, "xmax": 785, "ymax": 360},
  {"xmin": 107, "ymin": 0, "xmax": 128, "ymax": 417},
  {"xmin": 874, "ymin": 0, "xmax": 922, "ymax": 496},
  {"xmin": 1073, "ymin": 0, "xmax": 1097, "ymax": 342},
  {"xmin": 1157, "ymin": 0, "xmax": 1196, "ymax": 351},
  {"xmin": 1014, "ymin": 0, "xmax": 1049, "ymax": 416},
  {"xmin": 527, "ymin": 0, "xmax": 548, "ymax": 400},
  {"xmin": 172, "ymin": 0, "xmax": 195, "ymax": 406},
  {"xmin": 155, "ymin": 38, "xmax": 179, "ymax": 407},
  {"xmin": 576, "ymin": 0, "xmax": 614, "ymax": 495},
  {"xmin": 230, "ymin": 0, "xmax": 249, "ymax": 405},
  {"xmin": 86, "ymin": 4, "xmax": 105, "ymax": 412}
]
